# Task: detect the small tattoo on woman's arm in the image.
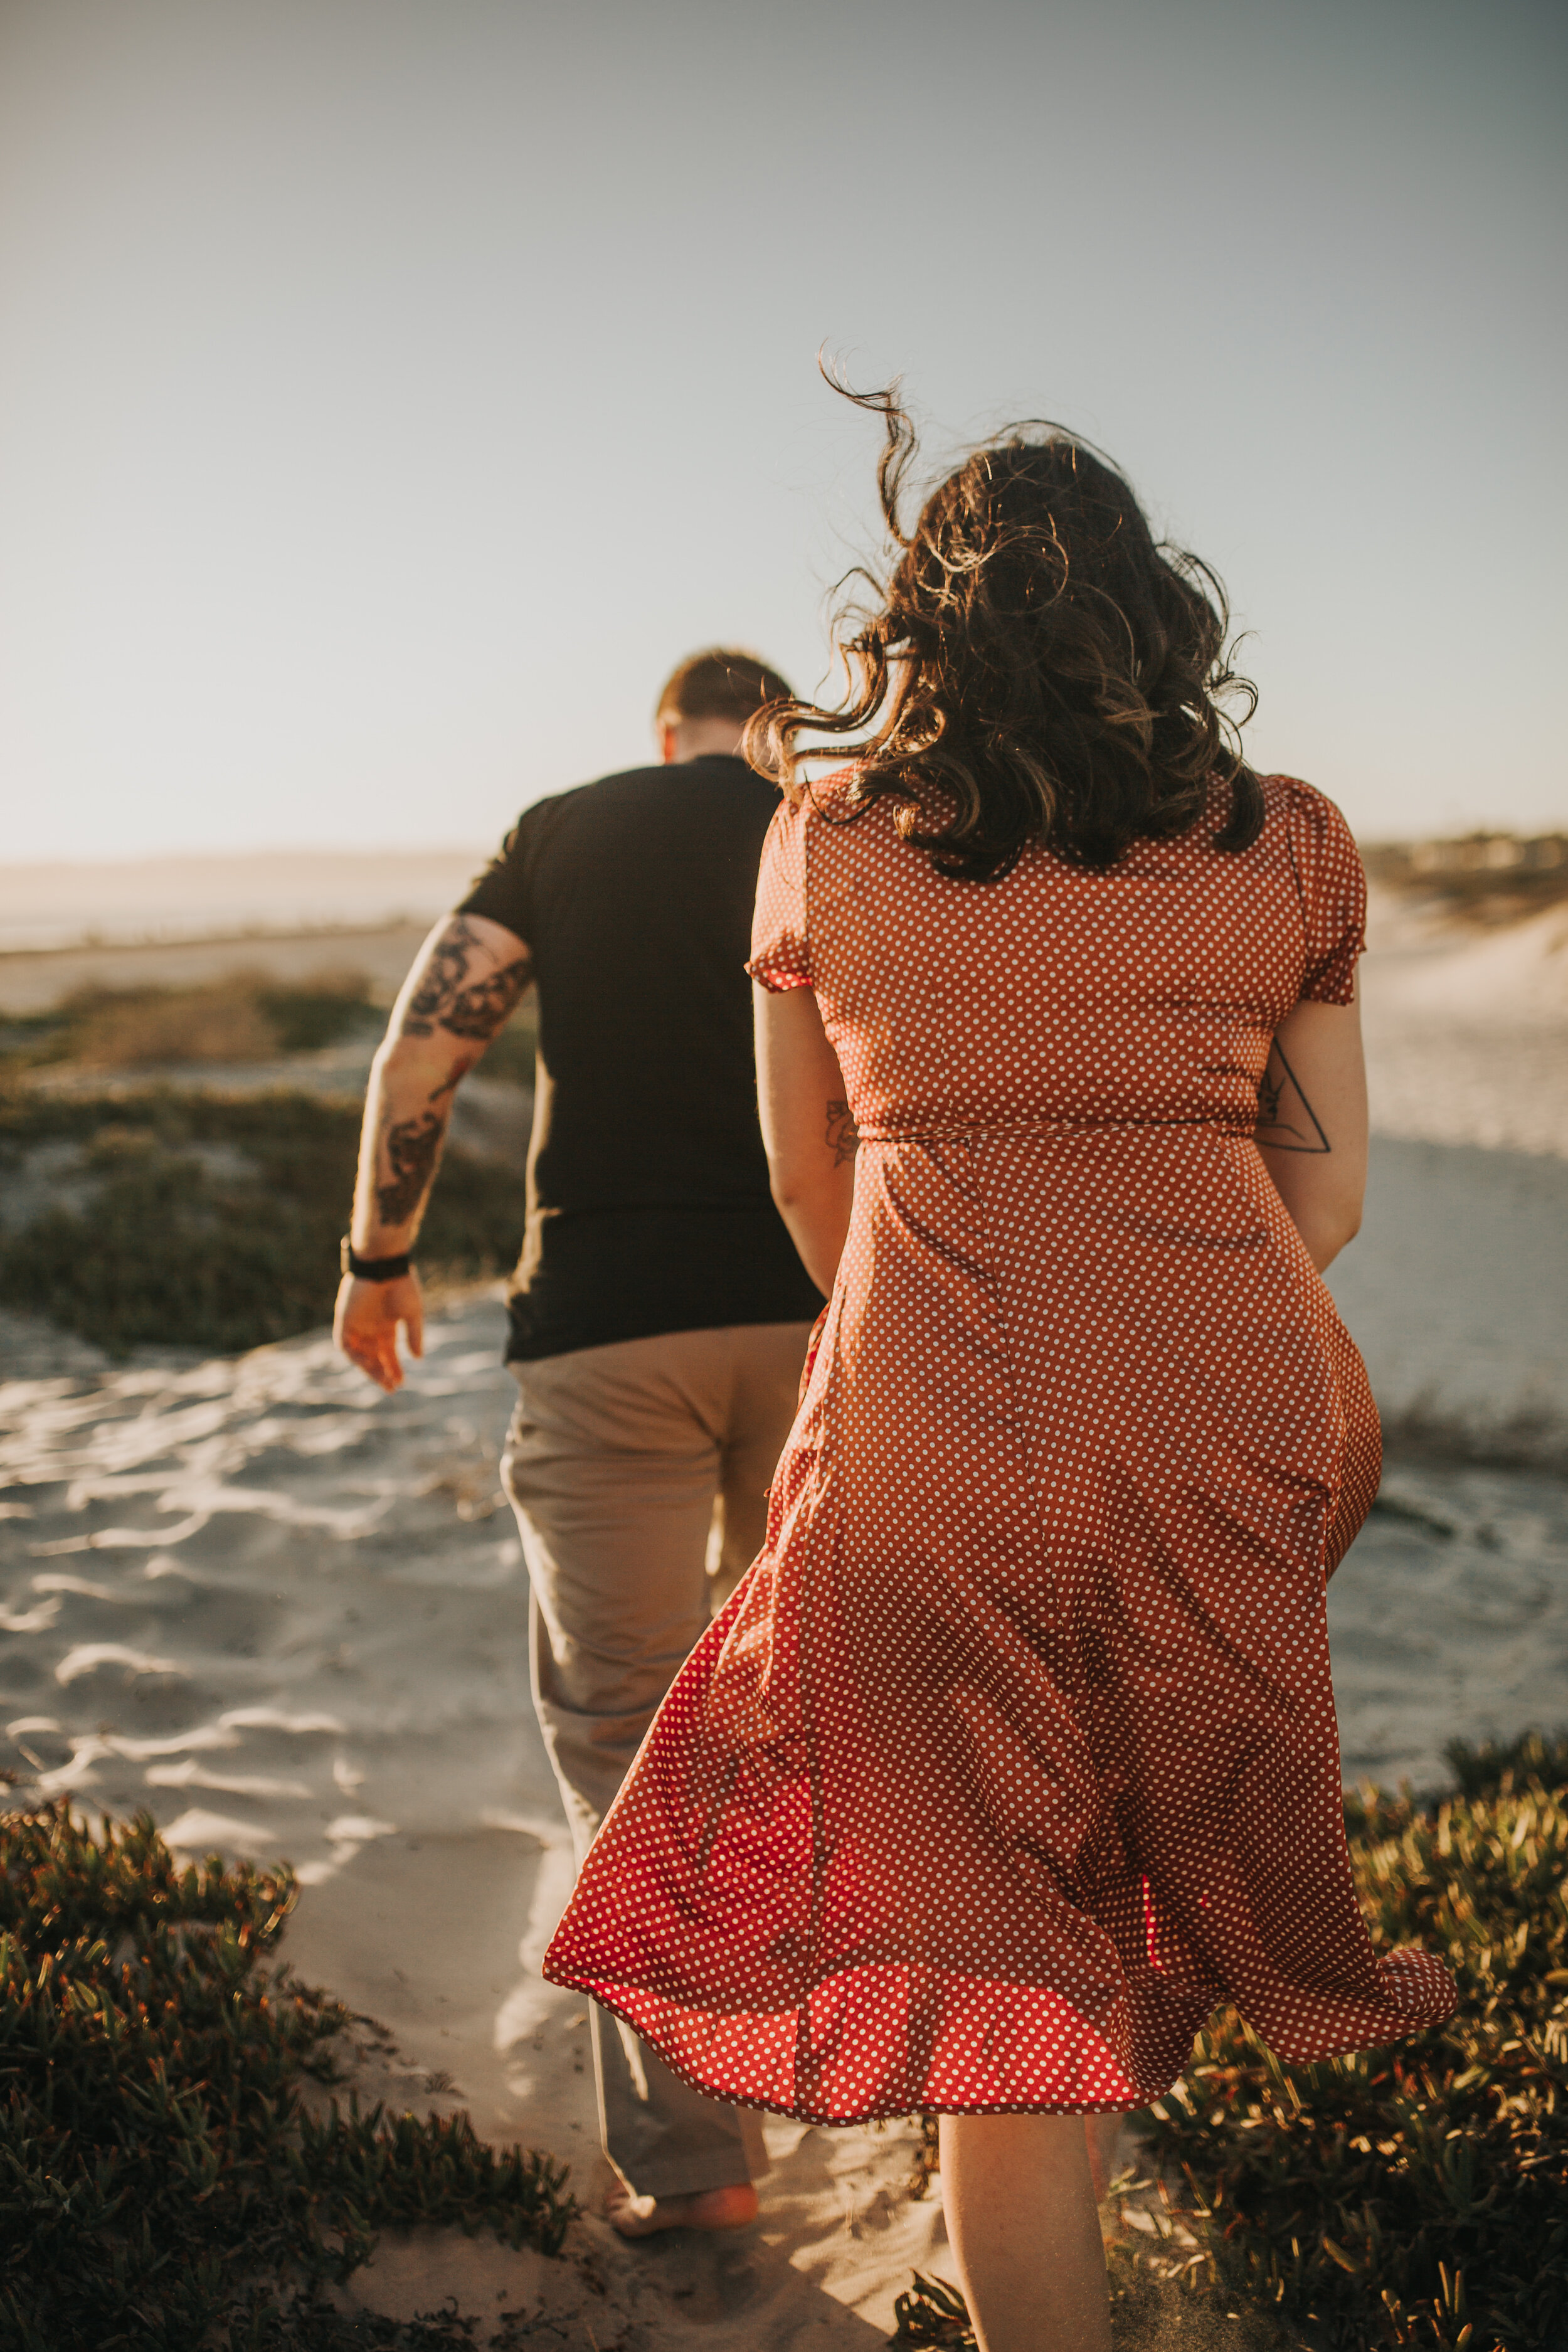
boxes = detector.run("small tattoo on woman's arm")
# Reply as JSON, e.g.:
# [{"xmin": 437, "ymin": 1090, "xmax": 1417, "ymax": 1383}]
[
  {"xmin": 1255, "ymin": 1044, "xmax": 1330, "ymax": 1153},
  {"xmin": 826, "ymin": 1099, "xmax": 860, "ymax": 1166}
]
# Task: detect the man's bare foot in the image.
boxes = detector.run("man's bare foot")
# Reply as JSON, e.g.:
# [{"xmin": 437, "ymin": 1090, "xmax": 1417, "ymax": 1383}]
[{"xmin": 606, "ymin": 2180, "xmax": 759, "ymax": 2237}]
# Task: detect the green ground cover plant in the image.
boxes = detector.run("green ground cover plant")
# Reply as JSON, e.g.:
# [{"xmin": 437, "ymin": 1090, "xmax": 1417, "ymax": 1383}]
[
  {"xmin": 0, "ymin": 1804, "xmax": 573, "ymax": 2352},
  {"xmin": 4, "ymin": 1760, "xmax": 1564, "ymax": 2349},
  {"xmin": 1143, "ymin": 1732, "xmax": 1568, "ymax": 2351},
  {"xmin": 0, "ymin": 1088, "xmax": 523, "ymax": 1355},
  {"xmin": 893, "ymin": 1732, "xmax": 1568, "ymax": 2352}
]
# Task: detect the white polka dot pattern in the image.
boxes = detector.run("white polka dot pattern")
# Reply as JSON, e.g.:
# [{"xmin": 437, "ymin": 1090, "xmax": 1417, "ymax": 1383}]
[{"xmin": 544, "ymin": 774, "xmax": 1458, "ymax": 2123}]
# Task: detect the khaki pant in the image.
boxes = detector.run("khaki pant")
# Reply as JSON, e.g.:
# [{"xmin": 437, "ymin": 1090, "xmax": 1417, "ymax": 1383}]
[{"xmin": 501, "ymin": 1319, "xmax": 813, "ymax": 2199}]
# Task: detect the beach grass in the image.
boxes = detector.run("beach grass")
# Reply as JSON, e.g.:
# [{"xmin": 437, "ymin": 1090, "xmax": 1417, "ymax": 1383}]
[
  {"xmin": 0, "ymin": 971, "xmax": 381, "ymax": 1073},
  {"xmin": 0, "ymin": 1802, "xmax": 575, "ymax": 2351},
  {"xmin": 892, "ymin": 1730, "xmax": 1568, "ymax": 2352},
  {"xmin": 0, "ymin": 1086, "xmax": 522, "ymax": 1357},
  {"xmin": 0, "ymin": 968, "xmax": 538, "ymax": 1086}
]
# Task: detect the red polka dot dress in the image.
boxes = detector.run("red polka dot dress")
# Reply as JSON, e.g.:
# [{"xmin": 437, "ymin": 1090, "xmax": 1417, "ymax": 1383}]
[{"xmin": 544, "ymin": 772, "xmax": 1458, "ymax": 2121}]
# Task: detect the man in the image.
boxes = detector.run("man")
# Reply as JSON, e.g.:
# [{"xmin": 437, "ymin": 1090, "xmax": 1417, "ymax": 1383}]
[{"xmin": 335, "ymin": 649, "xmax": 822, "ymax": 2237}]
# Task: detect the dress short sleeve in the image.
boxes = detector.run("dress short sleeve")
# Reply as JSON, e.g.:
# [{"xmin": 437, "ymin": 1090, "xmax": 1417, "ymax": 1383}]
[
  {"xmin": 1287, "ymin": 781, "xmax": 1366, "ymax": 1005},
  {"xmin": 746, "ymin": 797, "xmax": 813, "ymax": 992}
]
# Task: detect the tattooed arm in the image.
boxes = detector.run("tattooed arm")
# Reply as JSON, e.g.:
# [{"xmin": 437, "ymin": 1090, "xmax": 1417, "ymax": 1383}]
[
  {"xmin": 755, "ymin": 983, "xmax": 856, "ymax": 1297},
  {"xmin": 335, "ymin": 912, "xmax": 532, "ymax": 1390},
  {"xmin": 1253, "ymin": 991, "xmax": 1369, "ymax": 1273}
]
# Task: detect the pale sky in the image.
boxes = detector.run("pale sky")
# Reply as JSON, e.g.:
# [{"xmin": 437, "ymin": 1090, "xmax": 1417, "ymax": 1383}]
[{"xmin": 1, "ymin": 0, "xmax": 1564, "ymax": 862}]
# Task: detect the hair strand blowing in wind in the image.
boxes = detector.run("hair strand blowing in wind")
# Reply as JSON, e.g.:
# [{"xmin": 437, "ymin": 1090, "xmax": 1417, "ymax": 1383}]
[{"xmin": 748, "ymin": 376, "xmax": 1264, "ymax": 881}]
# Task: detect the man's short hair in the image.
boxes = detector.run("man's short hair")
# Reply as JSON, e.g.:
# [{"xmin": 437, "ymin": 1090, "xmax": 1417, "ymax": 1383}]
[{"xmin": 655, "ymin": 647, "xmax": 793, "ymax": 728}]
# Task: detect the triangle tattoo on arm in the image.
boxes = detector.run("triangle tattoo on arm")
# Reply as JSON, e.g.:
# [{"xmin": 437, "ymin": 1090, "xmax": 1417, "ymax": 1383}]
[{"xmin": 1255, "ymin": 1041, "xmax": 1331, "ymax": 1153}]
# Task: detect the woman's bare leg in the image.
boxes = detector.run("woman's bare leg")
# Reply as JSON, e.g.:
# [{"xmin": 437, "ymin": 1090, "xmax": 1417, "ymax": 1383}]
[{"xmin": 939, "ymin": 2112, "xmax": 1112, "ymax": 2352}]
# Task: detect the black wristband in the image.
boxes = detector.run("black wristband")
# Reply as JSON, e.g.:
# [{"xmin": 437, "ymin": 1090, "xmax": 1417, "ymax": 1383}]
[{"xmin": 341, "ymin": 1236, "xmax": 413, "ymax": 1283}]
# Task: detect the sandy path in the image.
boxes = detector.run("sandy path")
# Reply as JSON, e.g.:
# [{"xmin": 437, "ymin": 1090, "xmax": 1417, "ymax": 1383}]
[
  {"xmin": 0, "ymin": 1301, "xmax": 960, "ymax": 2336},
  {"xmin": 1326, "ymin": 1138, "xmax": 1568, "ymax": 1454}
]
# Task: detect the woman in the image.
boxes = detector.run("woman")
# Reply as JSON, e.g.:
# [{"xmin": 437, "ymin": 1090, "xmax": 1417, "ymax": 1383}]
[{"xmin": 545, "ymin": 391, "xmax": 1456, "ymax": 2349}]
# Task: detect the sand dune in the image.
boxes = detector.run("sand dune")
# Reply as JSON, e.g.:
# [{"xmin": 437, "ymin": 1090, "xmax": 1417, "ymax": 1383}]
[{"xmin": 1359, "ymin": 886, "xmax": 1568, "ymax": 1159}]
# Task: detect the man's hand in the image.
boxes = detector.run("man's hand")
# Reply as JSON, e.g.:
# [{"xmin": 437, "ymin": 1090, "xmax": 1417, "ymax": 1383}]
[
  {"xmin": 334, "ymin": 909, "xmax": 530, "ymax": 1391},
  {"xmin": 335, "ymin": 1271, "xmax": 425, "ymax": 1392}
]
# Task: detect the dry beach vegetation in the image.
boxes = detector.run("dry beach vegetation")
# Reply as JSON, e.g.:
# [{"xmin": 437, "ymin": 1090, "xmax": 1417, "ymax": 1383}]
[
  {"xmin": 0, "ymin": 970, "xmax": 536, "ymax": 1357},
  {"xmin": 5, "ymin": 1737, "xmax": 1564, "ymax": 2351},
  {"xmin": 0, "ymin": 1805, "xmax": 574, "ymax": 2351}
]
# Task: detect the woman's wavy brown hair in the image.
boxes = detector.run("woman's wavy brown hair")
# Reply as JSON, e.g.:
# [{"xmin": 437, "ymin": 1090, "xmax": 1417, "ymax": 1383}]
[{"xmin": 749, "ymin": 383, "xmax": 1263, "ymax": 879}]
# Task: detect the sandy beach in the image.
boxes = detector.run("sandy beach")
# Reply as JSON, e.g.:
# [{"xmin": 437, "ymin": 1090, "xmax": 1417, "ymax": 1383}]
[{"xmin": 3, "ymin": 874, "xmax": 1566, "ymax": 2339}]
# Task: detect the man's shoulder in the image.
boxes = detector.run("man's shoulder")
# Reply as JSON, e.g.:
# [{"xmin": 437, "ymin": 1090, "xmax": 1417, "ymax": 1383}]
[
  {"xmin": 500, "ymin": 773, "xmax": 621, "ymax": 837},
  {"xmin": 515, "ymin": 759, "xmax": 777, "ymax": 839},
  {"xmin": 572, "ymin": 756, "xmax": 774, "ymax": 804},
  {"xmin": 480, "ymin": 771, "xmax": 645, "ymax": 870},
  {"xmin": 505, "ymin": 762, "xmax": 681, "ymax": 835}
]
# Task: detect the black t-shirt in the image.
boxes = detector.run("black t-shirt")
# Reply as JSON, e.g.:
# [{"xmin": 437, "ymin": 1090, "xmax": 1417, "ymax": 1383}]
[{"xmin": 457, "ymin": 755, "xmax": 822, "ymax": 1360}]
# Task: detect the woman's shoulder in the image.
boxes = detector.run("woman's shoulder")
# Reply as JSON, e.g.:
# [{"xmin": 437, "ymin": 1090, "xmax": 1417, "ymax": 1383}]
[
  {"xmin": 787, "ymin": 765, "xmax": 862, "ymax": 825},
  {"xmin": 1254, "ymin": 771, "xmax": 1357, "ymax": 849},
  {"xmin": 1207, "ymin": 772, "xmax": 1357, "ymax": 895},
  {"xmin": 763, "ymin": 767, "xmax": 879, "ymax": 866}
]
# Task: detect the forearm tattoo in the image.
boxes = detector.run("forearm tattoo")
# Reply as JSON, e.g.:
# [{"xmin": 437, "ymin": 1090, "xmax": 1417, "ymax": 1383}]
[
  {"xmin": 376, "ymin": 1113, "xmax": 443, "ymax": 1226},
  {"xmin": 373, "ymin": 1062, "xmax": 470, "ymax": 1226},
  {"xmin": 1255, "ymin": 1043, "xmax": 1330, "ymax": 1153},
  {"xmin": 826, "ymin": 1098, "xmax": 860, "ymax": 1167},
  {"xmin": 367, "ymin": 917, "xmax": 526, "ymax": 1234},
  {"xmin": 403, "ymin": 916, "xmax": 531, "ymax": 1042}
]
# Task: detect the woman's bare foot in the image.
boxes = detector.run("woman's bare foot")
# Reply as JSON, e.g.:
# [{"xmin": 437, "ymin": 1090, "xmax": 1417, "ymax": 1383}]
[{"xmin": 605, "ymin": 2180, "xmax": 759, "ymax": 2237}]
